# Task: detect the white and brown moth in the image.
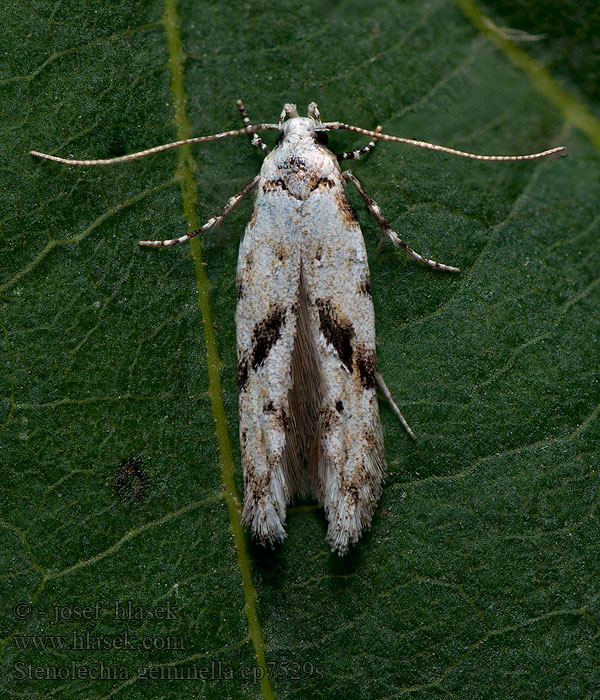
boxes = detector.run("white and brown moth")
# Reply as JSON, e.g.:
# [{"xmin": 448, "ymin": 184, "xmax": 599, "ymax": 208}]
[{"xmin": 31, "ymin": 101, "xmax": 565, "ymax": 554}]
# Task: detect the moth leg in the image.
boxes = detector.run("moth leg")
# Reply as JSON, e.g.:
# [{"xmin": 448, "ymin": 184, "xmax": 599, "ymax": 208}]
[
  {"xmin": 139, "ymin": 175, "xmax": 259, "ymax": 247},
  {"xmin": 236, "ymin": 99, "xmax": 270, "ymax": 154},
  {"xmin": 375, "ymin": 373, "xmax": 416, "ymax": 440},
  {"xmin": 337, "ymin": 125, "xmax": 382, "ymax": 161},
  {"xmin": 342, "ymin": 170, "xmax": 461, "ymax": 273}
]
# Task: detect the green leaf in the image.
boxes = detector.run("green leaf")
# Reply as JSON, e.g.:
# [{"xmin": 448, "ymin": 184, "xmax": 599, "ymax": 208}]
[{"xmin": 1, "ymin": 1, "xmax": 598, "ymax": 699}]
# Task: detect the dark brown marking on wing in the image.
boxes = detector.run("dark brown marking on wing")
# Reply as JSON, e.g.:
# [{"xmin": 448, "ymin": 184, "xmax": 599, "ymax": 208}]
[
  {"xmin": 311, "ymin": 177, "xmax": 335, "ymax": 192},
  {"xmin": 262, "ymin": 179, "xmax": 287, "ymax": 193},
  {"xmin": 334, "ymin": 189, "xmax": 358, "ymax": 225},
  {"xmin": 245, "ymin": 472, "xmax": 275, "ymax": 511},
  {"xmin": 358, "ymin": 276, "xmax": 371, "ymax": 295},
  {"xmin": 280, "ymin": 407, "xmax": 291, "ymax": 432},
  {"xmin": 275, "ymin": 243, "xmax": 287, "ymax": 262},
  {"xmin": 236, "ymin": 276, "xmax": 244, "ymax": 300},
  {"xmin": 356, "ymin": 346, "xmax": 376, "ymax": 389},
  {"xmin": 238, "ymin": 356, "xmax": 249, "ymax": 390},
  {"xmin": 319, "ymin": 407, "xmax": 335, "ymax": 433},
  {"xmin": 316, "ymin": 299, "xmax": 355, "ymax": 372},
  {"xmin": 364, "ymin": 431, "xmax": 378, "ymax": 449},
  {"xmin": 289, "ymin": 155, "xmax": 307, "ymax": 172},
  {"xmin": 342, "ymin": 482, "xmax": 360, "ymax": 506},
  {"xmin": 248, "ymin": 208, "xmax": 258, "ymax": 229},
  {"xmin": 251, "ymin": 305, "xmax": 285, "ymax": 370}
]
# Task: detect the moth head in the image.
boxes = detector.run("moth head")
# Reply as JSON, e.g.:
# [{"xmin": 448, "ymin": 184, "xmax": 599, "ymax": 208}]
[
  {"xmin": 277, "ymin": 102, "xmax": 322, "ymax": 126},
  {"xmin": 277, "ymin": 102, "xmax": 328, "ymax": 145},
  {"xmin": 278, "ymin": 103, "xmax": 299, "ymax": 126},
  {"xmin": 279, "ymin": 116, "xmax": 317, "ymax": 142}
]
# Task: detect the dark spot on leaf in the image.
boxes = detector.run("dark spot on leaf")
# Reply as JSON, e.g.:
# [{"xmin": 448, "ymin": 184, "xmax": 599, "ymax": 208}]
[
  {"xmin": 263, "ymin": 400, "xmax": 275, "ymax": 413},
  {"xmin": 114, "ymin": 457, "xmax": 148, "ymax": 504},
  {"xmin": 316, "ymin": 299, "xmax": 354, "ymax": 371},
  {"xmin": 251, "ymin": 306, "xmax": 285, "ymax": 369},
  {"xmin": 335, "ymin": 400, "xmax": 344, "ymax": 413}
]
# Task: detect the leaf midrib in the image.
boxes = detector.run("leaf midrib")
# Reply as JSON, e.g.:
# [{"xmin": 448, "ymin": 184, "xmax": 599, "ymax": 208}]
[{"xmin": 162, "ymin": 3, "xmax": 275, "ymax": 700}]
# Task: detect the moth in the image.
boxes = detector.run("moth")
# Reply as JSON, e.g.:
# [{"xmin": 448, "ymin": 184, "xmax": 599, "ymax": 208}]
[{"xmin": 31, "ymin": 101, "xmax": 565, "ymax": 554}]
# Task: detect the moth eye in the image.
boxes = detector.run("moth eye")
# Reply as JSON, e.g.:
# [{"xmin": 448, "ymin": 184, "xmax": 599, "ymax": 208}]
[{"xmin": 315, "ymin": 131, "xmax": 329, "ymax": 146}]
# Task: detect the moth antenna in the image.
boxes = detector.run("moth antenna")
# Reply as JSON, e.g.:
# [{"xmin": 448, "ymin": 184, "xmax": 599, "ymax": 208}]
[
  {"xmin": 30, "ymin": 124, "xmax": 279, "ymax": 166},
  {"xmin": 322, "ymin": 123, "xmax": 567, "ymax": 162},
  {"xmin": 279, "ymin": 103, "xmax": 299, "ymax": 126}
]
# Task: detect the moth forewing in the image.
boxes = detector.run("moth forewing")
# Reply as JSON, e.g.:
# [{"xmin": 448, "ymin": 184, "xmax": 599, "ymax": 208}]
[
  {"xmin": 235, "ymin": 169, "xmax": 301, "ymax": 545},
  {"xmin": 301, "ymin": 174, "xmax": 386, "ymax": 555}
]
